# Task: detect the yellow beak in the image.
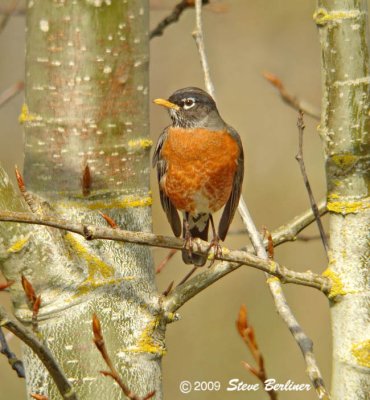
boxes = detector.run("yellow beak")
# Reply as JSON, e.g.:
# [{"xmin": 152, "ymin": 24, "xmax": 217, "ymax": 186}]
[{"xmin": 153, "ymin": 98, "xmax": 180, "ymax": 111}]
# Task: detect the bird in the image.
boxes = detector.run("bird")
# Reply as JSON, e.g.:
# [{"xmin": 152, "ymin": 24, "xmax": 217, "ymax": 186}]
[{"xmin": 152, "ymin": 87, "xmax": 244, "ymax": 266}]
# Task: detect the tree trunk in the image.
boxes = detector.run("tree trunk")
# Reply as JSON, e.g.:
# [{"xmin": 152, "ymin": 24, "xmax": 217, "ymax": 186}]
[
  {"xmin": 315, "ymin": 1, "xmax": 369, "ymax": 399},
  {"xmin": 0, "ymin": 1, "xmax": 164, "ymax": 399}
]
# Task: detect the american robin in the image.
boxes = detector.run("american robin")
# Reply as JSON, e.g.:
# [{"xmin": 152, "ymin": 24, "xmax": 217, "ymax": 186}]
[{"xmin": 153, "ymin": 87, "xmax": 244, "ymax": 266}]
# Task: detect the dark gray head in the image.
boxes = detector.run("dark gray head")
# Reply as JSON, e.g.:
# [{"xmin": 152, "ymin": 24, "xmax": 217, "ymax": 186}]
[{"xmin": 154, "ymin": 87, "xmax": 224, "ymax": 129}]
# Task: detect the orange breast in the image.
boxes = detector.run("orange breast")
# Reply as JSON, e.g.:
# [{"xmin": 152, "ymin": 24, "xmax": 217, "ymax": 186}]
[{"xmin": 161, "ymin": 127, "xmax": 240, "ymax": 214}]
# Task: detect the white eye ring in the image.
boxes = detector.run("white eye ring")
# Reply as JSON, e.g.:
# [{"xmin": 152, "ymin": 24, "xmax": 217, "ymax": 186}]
[{"xmin": 183, "ymin": 98, "xmax": 195, "ymax": 110}]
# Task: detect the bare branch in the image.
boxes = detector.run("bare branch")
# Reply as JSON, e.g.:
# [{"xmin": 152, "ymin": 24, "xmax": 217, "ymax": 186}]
[
  {"xmin": 192, "ymin": 0, "xmax": 215, "ymax": 98},
  {"xmin": 150, "ymin": 0, "xmax": 209, "ymax": 40},
  {"xmin": 0, "ymin": 210, "xmax": 331, "ymax": 293},
  {"xmin": 0, "ymin": 3, "xmax": 25, "ymax": 16},
  {"xmin": 0, "ymin": 306, "xmax": 78, "ymax": 400},
  {"xmin": 0, "ymin": 326, "xmax": 25, "ymax": 378},
  {"xmin": 92, "ymin": 314, "xmax": 155, "ymax": 400},
  {"xmin": 0, "ymin": 81, "xmax": 24, "ymax": 108},
  {"xmin": 156, "ymin": 249, "xmax": 177, "ymax": 274},
  {"xmin": 0, "ymin": 0, "xmax": 21, "ymax": 33},
  {"xmin": 237, "ymin": 197, "xmax": 330, "ymax": 399},
  {"xmin": 164, "ymin": 201, "xmax": 329, "ymax": 313},
  {"xmin": 296, "ymin": 111, "xmax": 329, "ymax": 257},
  {"xmin": 263, "ymin": 72, "xmax": 320, "ymax": 120},
  {"xmin": 237, "ymin": 305, "xmax": 277, "ymax": 400}
]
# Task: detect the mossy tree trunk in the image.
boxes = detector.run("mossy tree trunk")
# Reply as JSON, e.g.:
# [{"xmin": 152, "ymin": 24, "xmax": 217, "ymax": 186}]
[
  {"xmin": 315, "ymin": 1, "xmax": 369, "ymax": 399},
  {"xmin": 0, "ymin": 1, "xmax": 164, "ymax": 399}
]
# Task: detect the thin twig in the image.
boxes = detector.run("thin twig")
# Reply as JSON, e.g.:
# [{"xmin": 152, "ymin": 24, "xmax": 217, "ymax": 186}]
[
  {"xmin": 92, "ymin": 314, "xmax": 155, "ymax": 400},
  {"xmin": 164, "ymin": 200, "xmax": 328, "ymax": 312},
  {"xmin": 193, "ymin": 0, "xmax": 215, "ymax": 98},
  {"xmin": 0, "ymin": 326, "xmax": 25, "ymax": 378},
  {"xmin": 0, "ymin": 0, "xmax": 20, "ymax": 33},
  {"xmin": 237, "ymin": 305, "xmax": 277, "ymax": 400},
  {"xmin": 0, "ymin": 3, "xmax": 25, "ymax": 16},
  {"xmin": 156, "ymin": 249, "xmax": 177, "ymax": 274},
  {"xmin": 237, "ymin": 197, "xmax": 330, "ymax": 399},
  {"xmin": 190, "ymin": 4, "xmax": 329, "ymax": 397},
  {"xmin": 263, "ymin": 72, "xmax": 320, "ymax": 120},
  {"xmin": 296, "ymin": 111, "xmax": 329, "ymax": 257},
  {"xmin": 0, "ymin": 210, "xmax": 331, "ymax": 293},
  {"xmin": 0, "ymin": 306, "xmax": 78, "ymax": 400},
  {"xmin": 176, "ymin": 265, "xmax": 198, "ymax": 287},
  {"xmin": 0, "ymin": 81, "xmax": 24, "ymax": 108},
  {"xmin": 150, "ymin": 0, "xmax": 209, "ymax": 40}
]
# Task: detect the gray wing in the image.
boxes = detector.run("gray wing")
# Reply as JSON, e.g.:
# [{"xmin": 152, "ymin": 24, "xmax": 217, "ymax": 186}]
[
  {"xmin": 218, "ymin": 126, "xmax": 244, "ymax": 241},
  {"xmin": 152, "ymin": 128, "xmax": 182, "ymax": 237}
]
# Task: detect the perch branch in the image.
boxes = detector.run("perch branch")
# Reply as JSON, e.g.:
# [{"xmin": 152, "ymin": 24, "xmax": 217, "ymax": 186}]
[
  {"xmin": 0, "ymin": 306, "xmax": 78, "ymax": 400},
  {"xmin": 0, "ymin": 326, "xmax": 25, "ymax": 378},
  {"xmin": 296, "ymin": 111, "xmax": 329, "ymax": 257},
  {"xmin": 263, "ymin": 72, "xmax": 320, "ymax": 120},
  {"xmin": 0, "ymin": 210, "xmax": 330, "ymax": 293},
  {"xmin": 164, "ymin": 200, "xmax": 328, "ymax": 312}
]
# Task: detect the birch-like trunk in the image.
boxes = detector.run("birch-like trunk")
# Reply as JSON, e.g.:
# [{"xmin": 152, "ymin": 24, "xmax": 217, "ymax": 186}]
[
  {"xmin": 315, "ymin": 1, "xmax": 369, "ymax": 399},
  {"xmin": 0, "ymin": 1, "xmax": 164, "ymax": 399}
]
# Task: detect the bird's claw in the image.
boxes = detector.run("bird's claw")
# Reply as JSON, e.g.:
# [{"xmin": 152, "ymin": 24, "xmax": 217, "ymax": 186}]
[{"xmin": 207, "ymin": 236, "xmax": 222, "ymax": 267}]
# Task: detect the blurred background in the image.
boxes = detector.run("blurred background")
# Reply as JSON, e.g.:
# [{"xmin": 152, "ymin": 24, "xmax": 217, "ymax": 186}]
[{"xmin": 0, "ymin": 0, "xmax": 342, "ymax": 398}]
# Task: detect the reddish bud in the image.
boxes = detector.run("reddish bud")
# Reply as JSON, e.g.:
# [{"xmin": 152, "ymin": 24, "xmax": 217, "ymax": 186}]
[
  {"xmin": 21, "ymin": 275, "xmax": 37, "ymax": 304},
  {"xmin": 262, "ymin": 71, "xmax": 283, "ymax": 90},
  {"xmin": 98, "ymin": 211, "xmax": 118, "ymax": 229},
  {"xmin": 33, "ymin": 295, "xmax": 42, "ymax": 315},
  {"xmin": 92, "ymin": 313, "xmax": 103, "ymax": 347},
  {"xmin": 30, "ymin": 394, "xmax": 49, "ymax": 400},
  {"xmin": 236, "ymin": 304, "xmax": 247, "ymax": 338},
  {"xmin": 82, "ymin": 164, "xmax": 91, "ymax": 197},
  {"xmin": 15, "ymin": 165, "xmax": 25, "ymax": 193}
]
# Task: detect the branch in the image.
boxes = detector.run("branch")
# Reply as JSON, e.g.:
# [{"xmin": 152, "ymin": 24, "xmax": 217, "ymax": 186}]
[
  {"xmin": 92, "ymin": 314, "xmax": 155, "ymax": 400},
  {"xmin": 263, "ymin": 72, "xmax": 320, "ymax": 120},
  {"xmin": 188, "ymin": 5, "xmax": 329, "ymax": 396},
  {"xmin": 193, "ymin": 0, "xmax": 215, "ymax": 98},
  {"xmin": 237, "ymin": 198, "xmax": 330, "ymax": 400},
  {"xmin": 0, "ymin": 326, "xmax": 25, "ymax": 378},
  {"xmin": 296, "ymin": 111, "xmax": 329, "ymax": 257},
  {"xmin": 0, "ymin": 81, "xmax": 24, "ymax": 108},
  {"xmin": 237, "ymin": 305, "xmax": 277, "ymax": 400},
  {"xmin": 164, "ymin": 200, "xmax": 328, "ymax": 312},
  {"xmin": 0, "ymin": 0, "xmax": 20, "ymax": 33},
  {"xmin": 150, "ymin": 0, "xmax": 209, "ymax": 40},
  {"xmin": 0, "ymin": 3, "xmax": 25, "ymax": 16},
  {"xmin": 0, "ymin": 306, "xmax": 78, "ymax": 400},
  {"xmin": 0, "ymin": 210, "xmax": 330, "ymax": 294}
]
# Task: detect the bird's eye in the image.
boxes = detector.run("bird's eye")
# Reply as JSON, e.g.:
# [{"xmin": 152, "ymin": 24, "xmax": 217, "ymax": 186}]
[{"xmin": 183, "ymin": 98, "xmax": 195, "ymax": 110}]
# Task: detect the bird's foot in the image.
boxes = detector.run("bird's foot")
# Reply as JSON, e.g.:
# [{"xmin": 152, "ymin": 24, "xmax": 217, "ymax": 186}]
[
  {"xmin": 183, "ymin": 229, "xmax": 194, "ymax": 259},
  {"xmin": 207, "ymin": 235, "xmax": 222, "ymax": 267}
]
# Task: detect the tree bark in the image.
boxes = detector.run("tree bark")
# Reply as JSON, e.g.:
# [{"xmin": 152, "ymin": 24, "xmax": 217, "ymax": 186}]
[
  {"xmin": 315, "ymin": 1, "xmax": 369, "ymax": 399},
  {"xmin": 0, "ymin": 1, "xmax": 163, "ymax": 399}
]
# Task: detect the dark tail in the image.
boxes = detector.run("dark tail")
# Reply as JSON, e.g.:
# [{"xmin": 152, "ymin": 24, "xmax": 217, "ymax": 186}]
[{"xmin": 182, "ymin": 213, "xmax": 209, "ymax": 266}]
